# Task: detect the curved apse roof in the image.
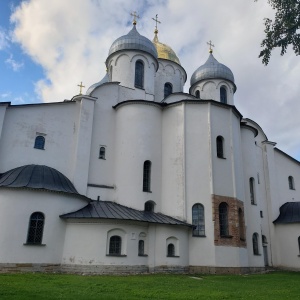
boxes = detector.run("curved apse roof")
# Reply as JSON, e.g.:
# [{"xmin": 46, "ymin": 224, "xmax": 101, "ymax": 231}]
[
  {"xmin": 0, "ymin": 164, "xmax": 79, "ymax": 195},
  {"xmin": 273, "ymin": 202, "xmax": 300, "ymax": 224}
]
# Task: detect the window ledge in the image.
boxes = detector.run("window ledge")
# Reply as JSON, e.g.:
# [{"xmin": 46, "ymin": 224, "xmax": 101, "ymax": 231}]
[
  {"xmin": 23, "ymin": 243, "xmax": 46, "ymax": 246},
  {"xmin": 192, "ymin": 235, "xmax": 206, "ymax": 238},
  {"xmin": 134, "ymin": 86, "xmax": 145, "ymax": 90},
  {"xmin": 143, "ymin": 191, "xmax": 152, "ymax": 193},
  {"xmin": 167, "ymin": 255, "xmax": 180, "ymax": 258},
  {"xmin": 217, "ymin": 156, "xmax": 226, "ymax": 159},
  {"xmin": 34, "ymin": 148, "xmax": 45, "ymax": 150},
  {"xmin": 220, "ymin": 235, "xmax": 233, "ymax": 239},
  {"xmin": 106, "ymin": 254, "xmax": 127, "ymax": 257},
  {"xmin": 251, "ymin": 203, "xmax": 257, "ymax": 206},
  {"xmin": 253, "ymin": 254, "xmax": 261, "ymax": 256},
  {"xmin": 138, "ymin": 254, "xmax": 148, "ymax": 257},
  {"xmin": 99, "ymin": 158, "xmax": 106, "ymax": 160}
]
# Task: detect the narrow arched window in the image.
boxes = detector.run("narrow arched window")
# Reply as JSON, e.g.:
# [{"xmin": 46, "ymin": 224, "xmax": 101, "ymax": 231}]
[
  {"xmin": 195, "ymin": 90, "xmax": 200, "ymax": 99},
  {"xmin": 109, "ymin": 235, "xmax": 122, "ymax": 255},
  {"xmin": 192, "ymin": 204, "xmax": 205, "ymax": 236},
  {"xmin": 252, "ymin": 233, "xmax": 259, "ymax": 255},
  {"xmin": 164, "ymin": 82, "xmax": 173, "ymax": 98},
  {"xmin": 34, "ymin": 136, "xmax": 45, "ymax": 150},
  {"xmin": 250, "ymin": 177, "xmax": 256, "ymax": 204},
  {"xmin": 167, "ymin": 243, "xmax": 175, "ymax": 257},
  {"xmin": 262, "ymin": 235, "xmax": 267, "ymax": 245},
  {"xmin": 220, "ymin": 86, "xmax": 227, "ymax": 104},
  {"xmin": 144, "ymin": 200, "xmax": 155, "ymax": 212},
  {"xmin": 99, "ymin": 147, "xmax": 106, "ymax": 159},
  {"xmin": 143, "ymin": 160, "xmax": 151, "ymax": 192},
  {"xmin": 216, "ymin": 136, "xmax": 224, "ymax": 158},
  {"xmin": 26, "ymin": 212, "xmax": 45, "ymax": 244},
  {"xmin": 238, "ymin": 208, "xmax": 245, "ymax": 240},
  {"xmin": 288, "ymin": 176, "xmax": 295, "ymax": 190},
  {"xmin": 219, "ymin": 202, "xmax": 229, "ymax": 237},
  {"xmin": 135, "ymin": 60, "xmax": 144, "ymax": 89},
  {"xmin": 138, "ymin": 240, "xmax": 144, "ymax": 256}
]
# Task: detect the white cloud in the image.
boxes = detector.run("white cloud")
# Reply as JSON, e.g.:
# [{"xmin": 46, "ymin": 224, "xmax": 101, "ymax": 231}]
[
  {"xmin": 1, "ymin": 92, "xmax": 11, "ymax": 99},
  {"xmin": 0, "ymin": 28, "xmax": 9, "ymax": 50},
  {"xmin": 5, "ymin": 54, "xmax": 24, "ymax": 71},
  {"xmin": 9, "ymin": 0, "xmax": 300, "ymax": 159}
]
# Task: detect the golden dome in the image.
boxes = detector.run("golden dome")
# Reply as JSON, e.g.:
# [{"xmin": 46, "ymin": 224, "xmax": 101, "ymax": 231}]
[{"xmin": 152, "ymin": 32, "xmax": 181, "ymax": 65}]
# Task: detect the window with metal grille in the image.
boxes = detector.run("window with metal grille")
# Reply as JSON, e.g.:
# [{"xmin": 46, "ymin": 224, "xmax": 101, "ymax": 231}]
[
  {"xmin": 138, "ymin": 240, "xmax": 144, "ymax": 255},
  {"xmin": 26, "ymin": 212, "xmax": 45, "ymax": 244},
  {"xmin": 238, "ymin": 208, "xmax": 245, "ymax": 240},
  {"xmin": 34, "ymin": 136, "xmax": 45, "ymax": 150},
  {"xmin": 143, "ymin": 160, "xmax": 151, "ymax": 192},
  {"xmin": 164, "ymin": 82, "xmax": 173, "ymax": 98},
  {"xmin": 195, "ymin": 90, "xmax": 200, "ymax": 98},
  {"xmin": 220, "ymin": 86, "xmax": 227, "ymax": 104},
  {"xmin": 99, "ymin": 147, "xmax": 106, "ymax": 159},
  {"xmin": 135, "ymin": 60, "xmax": 144, "ymax": 89},
  {"xmin": 216, "ymin": 136, "xmax": 224, "ymax": 158},
  {"xmin": 109, "ymin": 235, "xmax": 122, "ymax": 255},
  {"xmin": 192, "ymin": 203, "xmax": 205, "ymax": 236},
  {"xmin": 219, "ymin": 202, "xmax": 229, "ymax": 237},
  {"xmin": 288, "ymin": 176, "xmax": 295, "ymax": 190},
  {"xmin": 167, "ymin": 243, "xmax": 175, "ymax": 257},
  {"xmin": 252, "ymin": 233, "xmax": 259, "ymax": 255},
  {"xmin": 249, "ymin": 177, "xmax": 256, "ymax": 204}
]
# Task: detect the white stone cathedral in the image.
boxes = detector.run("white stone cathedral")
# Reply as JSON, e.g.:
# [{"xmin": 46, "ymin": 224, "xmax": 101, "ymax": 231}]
[{"xmin": 0, "ymin": 18, "xmax": 299, "ymax": 274}]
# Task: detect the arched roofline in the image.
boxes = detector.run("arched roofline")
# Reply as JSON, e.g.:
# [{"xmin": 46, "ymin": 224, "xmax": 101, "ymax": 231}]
[
  {"xmin": 87, "ymin": 81, "xmax": 120, "ymax": 96},
  {"xmin": 242, "ymin": 118, "xmax": 268, "ymax": 140},
  {"xmin": 240, "ymin": 122, "xmax": 258, "ymax": 137},
  {"xmin": 189, "ymin": 77, "xmax": 237, "ymax": 94},
  {"xmin": 106, "ymin": 49, "xmax": 158, "ymax": 71},
  {"xmin": 113, "ymin": 98, "xmax": 243, "ymax": 119},
  {"xmin": 158, "ymin": 58, "xmax": 187, "ymax": 82}
]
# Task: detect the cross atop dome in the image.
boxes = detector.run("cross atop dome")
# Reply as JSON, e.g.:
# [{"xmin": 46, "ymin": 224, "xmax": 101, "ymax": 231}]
[
  {"xmin": 152, "ymin": 14, "xmax": 161, "ymax": 34},
  {"xmin": 207, "ymin": 40, "xmax": 214, "ymax": 53},
  {"xmin": 130, "ymin": 11, "xmax": 139, "ymax": 25}
]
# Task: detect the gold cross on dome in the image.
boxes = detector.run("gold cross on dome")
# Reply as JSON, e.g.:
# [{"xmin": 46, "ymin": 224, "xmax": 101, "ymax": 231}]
[
  {"xmin": 77, "ymin": 81, "xmax": 85, "ymax": 95},
  {"xmin": 207, "ymin": 40, "xmax": 215, "ymax": 53},
  {"xmin": 130, "ymin": 11, "xmax": 140, "ymax": 25},
  {"xmin": 152, "ymin": 14, "xmax": 161, "ymax": 33}
]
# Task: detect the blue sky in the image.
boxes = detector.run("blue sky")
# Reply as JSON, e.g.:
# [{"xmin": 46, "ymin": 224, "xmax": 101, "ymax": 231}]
[
  {"xmin": 0, "ymin": 0, "xmax": 300, "ymax": 160},
  {"xmin": 0, "ymin": 0, "xmax": 43, "ymax": 104}
]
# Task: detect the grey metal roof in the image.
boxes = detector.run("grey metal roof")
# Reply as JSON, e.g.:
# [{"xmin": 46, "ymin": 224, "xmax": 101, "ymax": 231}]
[
  {"xmin": 60, "ymin": 200, "xmax": 192, "ymax": 227},
  {"xmin": 108, "ymin": 25, "xmax": 158, "ymax": 60},
  {"xmin": 0, "ymin": 164, "xmax": 79, "ymax": 195},
  {"xmin": 86, "ymin": 73, "xmax": 109, "ymax": 95},
  {"xmin": 273, "ymin": 202, "xmax": 300, "ymax": 224},
  {"xmin": 190, "ymin": 53, "xmax": 235, "ymax": 87}
]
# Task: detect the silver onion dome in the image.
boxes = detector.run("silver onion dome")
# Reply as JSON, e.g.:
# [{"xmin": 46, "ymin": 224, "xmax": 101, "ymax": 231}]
[
  {"xmin": 107, "ymin": 25, "xmax": 158, "ymax": 60},
  {"xmin": 190, "ymin": 53, "xmax": 235, "ymax": 88}
]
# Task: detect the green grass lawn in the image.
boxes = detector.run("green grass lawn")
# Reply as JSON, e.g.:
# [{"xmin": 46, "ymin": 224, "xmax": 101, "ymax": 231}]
[{"xmin": 0, "ymin": 271, "xmax": 299, "ymax": 299}]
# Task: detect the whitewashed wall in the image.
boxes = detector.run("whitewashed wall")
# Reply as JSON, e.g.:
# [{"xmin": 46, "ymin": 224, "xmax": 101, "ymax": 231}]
[{"xmin": 0, "ymin": 189, "xmax": 87, "ymax": 264}]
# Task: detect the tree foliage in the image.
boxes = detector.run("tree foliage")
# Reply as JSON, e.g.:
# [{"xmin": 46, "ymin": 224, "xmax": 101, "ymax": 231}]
[{"xmin": 257, "ymin": 0, "xmax": 300, "ymax": 65}]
